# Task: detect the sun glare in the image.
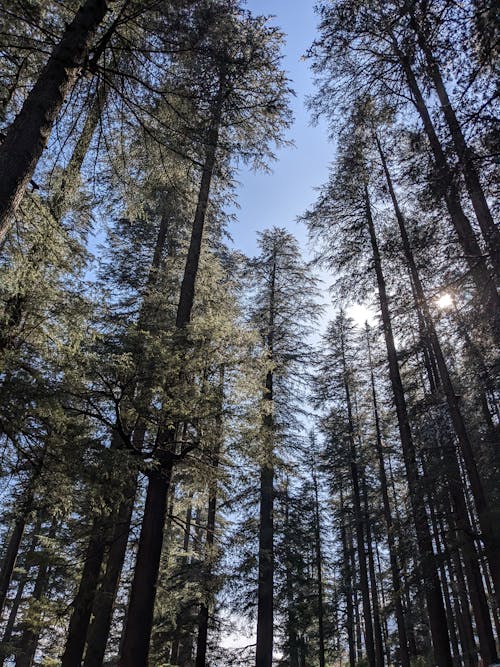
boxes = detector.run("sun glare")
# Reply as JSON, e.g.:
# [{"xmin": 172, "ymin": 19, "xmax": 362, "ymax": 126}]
[
  {"xmin": 347, "ymin": 303, "xmax": 376, "ymax": 327},
  {"xmin": 436, "ymin": 293, "xmax": 453, "ymax": 310}
]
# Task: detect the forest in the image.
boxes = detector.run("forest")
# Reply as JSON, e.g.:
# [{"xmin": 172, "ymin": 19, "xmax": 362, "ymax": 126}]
[{"xmin": 0, "ymin": 0, "xmax": 498, "ymax": 665}]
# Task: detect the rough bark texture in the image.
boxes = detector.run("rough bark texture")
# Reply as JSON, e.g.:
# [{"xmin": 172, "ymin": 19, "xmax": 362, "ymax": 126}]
[{"xmin": 0, "ymin": 0, "xmax": 110, "ymax": 243}]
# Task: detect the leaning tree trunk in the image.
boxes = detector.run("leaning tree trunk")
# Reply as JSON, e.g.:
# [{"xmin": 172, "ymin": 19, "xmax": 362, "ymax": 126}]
[
  {"xmin": 376, "ymin": 136, "xmax": 500, "ymax": 616},
  {"xmin": 0, "ymin": 488, "xmax": 34, "ymax": 617},
  {"xmin": 391, "ymin": 39, "xmax": 500, "ymax": 339},
  {"xmin": 119, "ymin": 91, "xmax": 223, "ymax": 667},
  {"xmin": 363, "ymin": 184, "xmax": 453, "ymax": 666},
  {"xmin": 409, "ymin": 11, "xmax": 500, "ymax": 272},
  {"xmin": 0, "ymin": 0, "xmax": 112, "ymax": 243}
]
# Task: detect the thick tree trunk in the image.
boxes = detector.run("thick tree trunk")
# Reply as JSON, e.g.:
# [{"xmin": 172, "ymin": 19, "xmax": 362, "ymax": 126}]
[
  {"xmin": 364, "ymin": 184, "xmax": 453, "ymax": 666},
  {"xmin": 366, "ymin": 326, "xmax": 410, "ymax": 667},
  {"xmin": 119, "ymin": 461, "xmax": 173, "ymax": 667},
  {"xmin": 377, "ymin": 137, "xmax": 500, "ymax": 614},
  {"xmin": 409, "ymin": 12, "xmax": 500, "ymax": 272},
  {"xmin": 0, "ymin": 0, "xmax": 111, "ymax": 243}
]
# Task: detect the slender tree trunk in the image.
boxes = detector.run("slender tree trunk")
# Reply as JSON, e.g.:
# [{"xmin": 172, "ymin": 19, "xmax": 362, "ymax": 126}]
[
  {"xmin": 339, "ymin": 327, "xmax": 376, "ymax": 666},
  {"xmin": 82, "ymin": 485, "xmax": 137, "ymax": 667},
  {"xmin": 16, "ymin": 519, "xmax": 57, "ymax": 667},
  {"xmin": 0, "ymin": 489, "xmax": 34, "ymax": 618},
  {"xmin": 119, "ymin": 460, "xmax": 174, "ymax": 667},
  {"xmin": 0, "ymin": 0, "xmax": 111, "ymax": 242},
  {"xmin": 312, "ymin": 465, "xmax": 326, "ymax": 667},
  {"xmin": 256, "ymin": 247, "xmax": 276, "ymax": 667},
  {"xmin": 376, "ymin": 136, "xmax": 500, "ymax": 614},
  {"xmin": 362, "ymin": 475, "xmax": 384, "ymax": 667},
  {"xmin": 392, "ymin": 40, "xmax": 500, "ymax": 337},
  {"xmin": 364, "ymin": 184, "xmax": 453, "ymax": 665},
  {"xmin": 0, "ymin": 519, "xmax": 41, "ymax": 666},
  {"xmin": 340, "ymin": 485, "xmax": 356, "ymax": 667},
  {"xmin": 283, "ymin": 480, "xmax": 300, "ymax": 667},
  {"xmin": 195, "ymin": 369, "xmax": 224, "ymax": 667},
  {"xmin": 409, "ymin": 12, "xmax": 500, "ymax": 271},
  {"xmin": 366, "ymin": 326, "xmax": 410, "ymax": 667},
  {"xmin": 60, "ymin": 528, "xmax": 108, "ymax": 667}
]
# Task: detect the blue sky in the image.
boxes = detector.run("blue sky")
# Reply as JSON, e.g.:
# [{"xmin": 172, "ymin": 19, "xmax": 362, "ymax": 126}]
[{"xmin": 230, "ymin": 1, "xmax": 332, "ymax": 256}]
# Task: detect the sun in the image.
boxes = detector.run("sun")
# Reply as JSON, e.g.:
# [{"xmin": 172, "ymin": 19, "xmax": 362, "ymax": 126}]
[
  {"xmin": 436, "ymin": 293, "xmax": 453, "ymax": 310},
  {"xmin": 347, "ymin": 303, "xmax": 376, "ymax": 327}
]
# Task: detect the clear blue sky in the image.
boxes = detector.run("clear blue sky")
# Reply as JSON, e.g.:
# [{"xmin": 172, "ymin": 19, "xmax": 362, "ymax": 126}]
[{"xmin": 229, "ymin": 1, "xmax": 332, "ymax": 256}]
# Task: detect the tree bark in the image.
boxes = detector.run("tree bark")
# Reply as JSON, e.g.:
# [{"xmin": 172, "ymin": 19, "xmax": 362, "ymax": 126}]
[
  {"xmin": 0, "ymin": 0, "xmax": 111, "ymax": 243},
  {"xmin": 256, "ymin": 248, "xmax": 276, "ymax": 667},
  {"xmin": 392, "ymin": 40, "xmax": 500, "ymax": 338},
  {"xmin": 364, "ymin": 184, "xmax": 453, "ymax": 666},
  {"xmin": 340, "ymin": 485, "xmax": 356, "ymax": 667},
  {"xmin": 195, "ymin": 368, "xmax": 224, "ymax": 667},
  {"xmin": 60, "ymin": 527, "xmax": 108, "ymax": 667},
  {"xmin": 365, "ymin": 326, "xmax": 411, "ymax": 667},
  {"xmin": 339, "ymin": 324, "xmax": 376, "ymax": 666},
  {"xmin": 119, "ymin": 88, "xmax": 222, "ymax": 667},
  {"xmin": 409, "ymin": 10, "xmax": 500, "ymax": 272},
  {"xmin": 376, "ymin": 136, "xmax": 500, "ymax": 615},
  {"xmin": 311, "ymin": 464, "xmax": 325, "ymax": 667},
  {"xmin": 16, "ymin": 519, "xmax": 57, "ymax": 667}
]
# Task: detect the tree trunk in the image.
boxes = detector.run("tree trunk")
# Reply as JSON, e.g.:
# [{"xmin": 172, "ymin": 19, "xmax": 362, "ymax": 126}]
[
  {"xmin": 60, "ymin": 527, "xmax": 107, "ymax": 667},
  {"xmin": 339, "ymin": 326, "xmax": 376, "ymax": 666},
  {"xmin": 0, "ymin": 0, "xmax": 111, "ymax": 243},
  {"xmin": 364, "ymin": 184, "xmax": 453, "ymax": 666},
  {"xmin": 15, "ymin": 519, "xmax": 57, "ymax": 667},
  {"xmin": 340, "ymin": 485, "xmax": 356, "ymax": 667},
  {"xmin": 256, "ymin": 248, "xmax": 276, "ymax": 667},
  {"xmin": 409, "ymin": 11, "xmax": 500, "ymax": 272},
  {"xmin": 362, "ymin": 475, "xmax": 385, "ymax": 667},
  {"xmin": 366, "ymin": 326, "xmax": 411, "ymax": 667},
  {"xmin": 376, "ymin": 136, "xmax": 500, "ymax": 616},
  {"xmin": 0, "ymin": 488, "xmax": 34, "ymax": 617},
  {"xmin": 119, "ymin": 461, "xmax": 173, "ymax": 667},
  {"xmin": 82, "ymin": 487, "xmax": 136, "ymax": 667},
  {"xmin": 195, "ymin": 369, "xmax": 224, "ymax": 667},
  {"xmin": 311, "ymin": 465, "xmax": 325, "ymax": 667},
  {"xmin": 392, "ymin": 40, "xmax": 500, "ymax": 338},
  {"xmin": 119, "ymin": 90, "xmax": 222, "ymax": 665}
]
